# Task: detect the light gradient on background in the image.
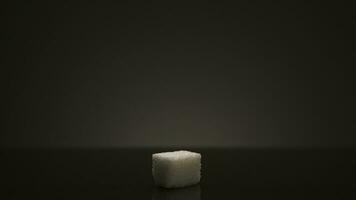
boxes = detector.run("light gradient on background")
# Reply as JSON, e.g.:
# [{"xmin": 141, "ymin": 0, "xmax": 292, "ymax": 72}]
[{"xmin": 2, "ymin": 0, "xmax": 355, "ymax": 147}]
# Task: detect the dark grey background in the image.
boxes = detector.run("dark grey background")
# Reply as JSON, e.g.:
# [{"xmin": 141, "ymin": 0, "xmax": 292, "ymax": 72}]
[{"xmin": 2, "ymin": 0, "xmax": 355, "ymax": 147}]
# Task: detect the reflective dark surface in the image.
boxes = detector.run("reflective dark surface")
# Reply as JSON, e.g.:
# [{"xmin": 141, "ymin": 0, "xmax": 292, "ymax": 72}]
[{"xmin": 1, "ymin": 148, "xmax": 356, "ymax": 199}]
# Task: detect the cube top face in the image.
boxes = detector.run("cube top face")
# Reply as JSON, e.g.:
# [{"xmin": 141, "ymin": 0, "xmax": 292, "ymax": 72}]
[
  {"xmin": 152, "ymin": 150, "xmax": 201, "ymax": 188},
  {"xmin": 152, "ymin": 150, "xmax": 201, "ymax": 161}
]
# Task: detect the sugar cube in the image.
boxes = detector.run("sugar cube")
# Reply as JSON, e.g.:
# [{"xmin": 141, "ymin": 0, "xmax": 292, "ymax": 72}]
[{"xmin": 152, "ymin": 150, "xmax": 201, "ymax": 188}]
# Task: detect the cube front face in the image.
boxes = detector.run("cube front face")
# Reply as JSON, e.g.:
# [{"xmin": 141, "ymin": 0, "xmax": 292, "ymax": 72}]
[{"xmin": 152, "ymin": 151, "xmax": 201, "ymax": 188}]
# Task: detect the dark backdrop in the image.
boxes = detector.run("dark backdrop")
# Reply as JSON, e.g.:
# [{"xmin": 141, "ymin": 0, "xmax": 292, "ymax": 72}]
[{"xmin": 2, "ymin": 0, "xmax": 355, "ymax": 147}]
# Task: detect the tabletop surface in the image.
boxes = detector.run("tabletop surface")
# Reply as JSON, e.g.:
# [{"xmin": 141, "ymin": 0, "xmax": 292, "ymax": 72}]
[{"xmin": 1, "ymin": 148, "xmax": 355, "ymax": 199}]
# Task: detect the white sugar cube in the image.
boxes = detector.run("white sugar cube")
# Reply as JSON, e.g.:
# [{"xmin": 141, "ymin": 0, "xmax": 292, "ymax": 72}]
[{"xmin": 152, "ymin": 150, "xmax": 201, "ymax": 188}]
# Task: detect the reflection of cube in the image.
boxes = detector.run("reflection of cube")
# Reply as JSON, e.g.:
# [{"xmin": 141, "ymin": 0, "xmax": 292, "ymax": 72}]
[
  {"xmin": 152, "ymin": 185, "xmax": 201, "ymax": 200},
  {"xmin": 152, "ymin": 151, "xmax": 201, "ymax": 188}
]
